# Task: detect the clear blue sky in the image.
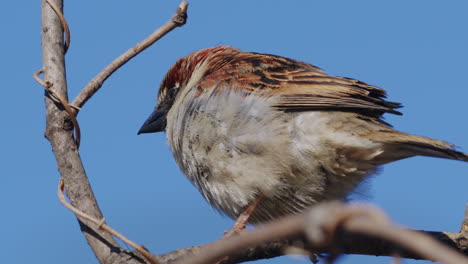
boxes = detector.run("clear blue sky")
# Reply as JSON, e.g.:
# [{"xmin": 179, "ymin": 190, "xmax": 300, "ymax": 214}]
[{"xmin": 2, "ymin": 1, "xmax": 467, "ymax": 263}]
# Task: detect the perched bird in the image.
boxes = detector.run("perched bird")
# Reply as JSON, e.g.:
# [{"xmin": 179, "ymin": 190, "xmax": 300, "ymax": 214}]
[{"xmin": 139, "ymin": 46, "xmax": 467, "ymax": 230}]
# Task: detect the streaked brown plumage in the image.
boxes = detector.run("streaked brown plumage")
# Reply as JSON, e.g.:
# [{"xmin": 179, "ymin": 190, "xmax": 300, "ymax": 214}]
[{"xmin": 139, "ymin": 46, "xmax": 467, "ymax": 225}]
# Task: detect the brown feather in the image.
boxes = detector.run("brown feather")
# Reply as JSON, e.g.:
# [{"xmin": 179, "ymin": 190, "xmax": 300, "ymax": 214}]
[
  {"xmin": 194, "ymin": 47, "xmax": 402, "ymax": 119},
  {"xmin": 366, "ymin": 130, "xmax": 468, "ymax": 162}
]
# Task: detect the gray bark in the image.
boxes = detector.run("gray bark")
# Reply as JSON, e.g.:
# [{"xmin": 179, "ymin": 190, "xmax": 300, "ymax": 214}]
[{"xmin": 41, "ymin": 1, "xmax": 144, "ymax": 263}]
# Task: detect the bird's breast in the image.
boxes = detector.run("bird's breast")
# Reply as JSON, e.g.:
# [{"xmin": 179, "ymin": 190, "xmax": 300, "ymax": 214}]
[{"xmin": 164, "ymin": 88, "xmax": 384, "ymax": 222}]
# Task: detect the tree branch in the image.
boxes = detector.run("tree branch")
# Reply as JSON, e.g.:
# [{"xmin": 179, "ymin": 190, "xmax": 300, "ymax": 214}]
[
  {"xmin": 71, "ymin": 0, "xmax": 188, "ymax": 111},
  {"xmin": 154, "ymin": 231, "xmax": 468, "ymax": 264},
  {"xmin": 151, "ymin": 203, "xmax": 468, "ymax": 264},
  {"xmin": 41, "ymin": 1, "xmax": 128, "ymax": 263},
  {"xmin": 58, "ymin": 179, "xmax": 158, "ymax": 264},
  {"xmin": 40, "ymin": 1, "xmax": 188, "ymax": 263}
]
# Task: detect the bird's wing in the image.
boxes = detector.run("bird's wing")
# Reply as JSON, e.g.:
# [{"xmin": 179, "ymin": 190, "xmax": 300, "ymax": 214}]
[{"xmin": 199, "ymin": 52, "xmax": 402, "ymax": 118}]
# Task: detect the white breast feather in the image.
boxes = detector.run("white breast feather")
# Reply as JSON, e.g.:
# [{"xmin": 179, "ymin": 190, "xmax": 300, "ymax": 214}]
[{"xmin": 165, "ymin": 87, "xmax": 385, "ymax": 219}]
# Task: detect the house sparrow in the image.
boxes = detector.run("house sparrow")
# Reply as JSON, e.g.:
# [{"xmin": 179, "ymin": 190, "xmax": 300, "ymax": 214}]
[{"xmin": 139, "ymin": 46, "xmax": 467, "ymax": 228}]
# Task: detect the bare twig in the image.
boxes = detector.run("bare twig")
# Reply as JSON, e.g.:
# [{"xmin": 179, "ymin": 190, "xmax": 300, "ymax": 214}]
[
  {"xmin": 170, "ymin": 202, "xmax": 468, "ymax": 264},
  {"xmin": 58, "ymin": 179, "xmax": 158, "ymax": 264},
  {"xmin": 34, "ymin": 69, "xmax": 81, "ymax": 147},
  {"xmin": 71, "ymin": 0, "xmax": 189, "ymax": 110}
]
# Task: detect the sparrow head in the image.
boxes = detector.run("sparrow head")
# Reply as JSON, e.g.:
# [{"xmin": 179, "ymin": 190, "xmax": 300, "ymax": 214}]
[{"xmin": 138, "ymin": 46, "xmax": 240, "ymax": 134}]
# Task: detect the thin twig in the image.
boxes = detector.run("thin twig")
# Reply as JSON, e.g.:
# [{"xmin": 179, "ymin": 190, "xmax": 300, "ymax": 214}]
[
  {"xmin": 44, "ymin": 0, "xmax": 70, "ymax": 52},
  {"xmin": 71, "ymin": 0, "xmax": 189, "ymax": 110},
  {"xmin": 34, "ymin": 69, "xmax": 81, "ymax": 147},
  {"xmin": 58, "ymin": 179, "xmax": 158, "ymax": 264}
]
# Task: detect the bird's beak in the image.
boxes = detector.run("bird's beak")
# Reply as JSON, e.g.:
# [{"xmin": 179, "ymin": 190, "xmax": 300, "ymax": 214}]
[{"xmin": 138, "ymin": 108, "xmax": 167, "ymax": 134}]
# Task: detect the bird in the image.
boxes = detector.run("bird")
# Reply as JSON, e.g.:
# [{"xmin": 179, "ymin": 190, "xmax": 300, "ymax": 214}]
[{"xmin": 138, "ymin": 46, "xmax": 467, "ymax": 232}]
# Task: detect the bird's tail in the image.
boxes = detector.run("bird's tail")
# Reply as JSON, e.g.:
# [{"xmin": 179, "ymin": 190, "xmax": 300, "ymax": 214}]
[{"xmin": 369, "ymin": 130, "xmax": 468, "ymax": 163}]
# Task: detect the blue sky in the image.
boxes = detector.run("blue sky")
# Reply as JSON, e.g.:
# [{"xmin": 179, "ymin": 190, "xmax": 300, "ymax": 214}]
[{"xmin": 2, "ymin": 1, "xmax": 467, "ymax": 263}]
